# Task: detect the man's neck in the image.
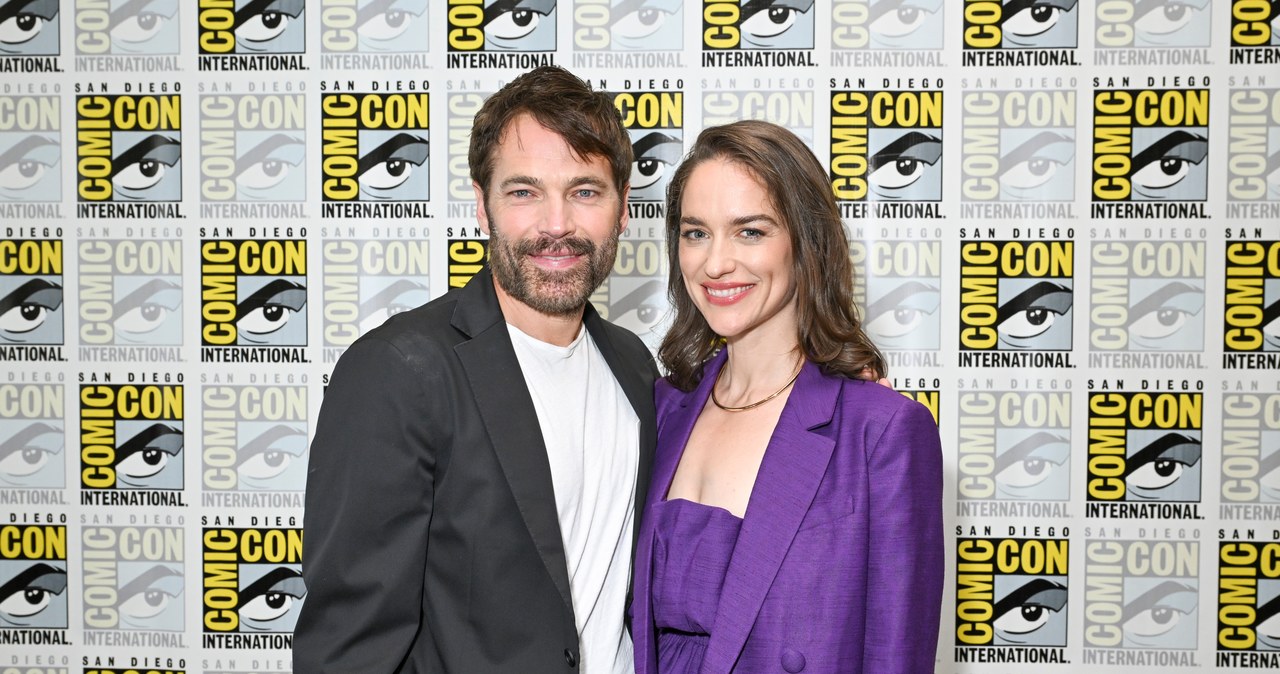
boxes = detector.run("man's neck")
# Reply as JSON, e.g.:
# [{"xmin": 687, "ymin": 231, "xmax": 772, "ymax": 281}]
[{"xmin": 493, "ymin": 282, "xmax": 586, "ymax": 347}]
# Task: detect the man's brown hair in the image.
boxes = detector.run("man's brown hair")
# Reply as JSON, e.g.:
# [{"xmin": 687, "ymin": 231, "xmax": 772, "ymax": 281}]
[{"xmin": 469, "ymin": 66, "xmax": 633, "ymax": 195}]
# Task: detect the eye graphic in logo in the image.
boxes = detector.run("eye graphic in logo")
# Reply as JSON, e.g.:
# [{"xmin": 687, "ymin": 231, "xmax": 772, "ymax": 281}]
[
  {"xmin": 114, "ymin": 421, "xmax": 183, "ymax": 489},
  {"xmin": 1265, "ymin": 282, "xmax": 1280, "ymax": 350},
  {"xmin": 609, "ymin": 278, "xmax": 670, "ymax": 353},
  {"xmin": 607, "ymin": 0, "xmax": 681, "ymax": 50},
  {"xmin": 483, "ymin": 0, "xmax": 556, "ymax": 51},
  {"xmin": 736, "ymin": 0, "xmax": 814, "ymax": 49},
  {"xmin": 0, "ymin": 421, "xmax": 63, "ymax": 488},
  {"xmin": 234, "ymin": 0, "xmax": 304, "ymax": 53},
  {"xmin": 1122, "ymin": 579, "xmax": 1197, "ymax": 647},
  {"xmin": 236, "ymin": 422, "xmax": 308, "ymax": 490},
  {"xmin": 237, "ymin": 278, "xmax": 307, "ymax": 346},
  {"xmin": 0, "ymin": 277, "xmax": 62, "ymax": 345},
  {"xmin": 863, "ymin": 279, "xmax": 940, "ymax": 350},
  {"xmin": 1131, "ymin": 0, "xmax": 1209, "ymax": 47},
  {"xmin": 868, "ymin": 131, "xmax": 942, "ymax": 200},
  {"xmin": 868, "ymin": 0, "xmax": 942, "ymax": 49},
  {"xmin": 1124, "ymin": 431, "xmax": 1201, "ymax": 501},
  {"xmin": 0, "ymin": 135, "xmax": 60, "ymax": 201},
  {"xmin": 107, "ymin": 0, "xmax": 179, "ymax": 54},
  {"xmin": 993, "ymin": 577, "xmax": 1068, "ymax": 645},
  {"xmin": 113, "ymin": 278, "xmax": 182, "ymax": 345},
  {"xmin": 359, "ymin": 278, "xmax": 428, "ymax": 335},
  {"xmin": 1127, "ymin": 280, "xmax": 1203, "ymax": 351},
  {"xmin": 629, "ymin": 131, "xmax": 681, "ymax": 202},
  {"xmin": 236, "ymin": 132, "xmax": 305, "ymax": 201},
  {"xmin": 997, "ymin": 280, "xmax": 1072, "ymax": 350},
  {"xmin": 353, "ymin": 0, "xmax": 427, "ymax": 51},
  {"xmin": 1129, "ymin": 129, "xmax": 1207, "ymax": 201},
  {"xmin": 112, "ymin": 133, "xmax": 182, "ymax": 201},
  {"xmin": 1263, "ymin": 442, "xmax": 1280, "ymax": 503},
  {"xmin": 999, "ymin": 131, "xmax": 1074, "ymax": 201},
  {"xmin": 0, "ymin": 0, "xmax": 58, "ymax": 55},
  {"xmin": 0, "ymin": 561, "xmax": 67, "ymax": 628},
  {"xmin": 238, "ymin": 565, "xmax": 305, "ymax": 631},
  {"xmin": 117, "ymin": 563, "xmax": 183, "ymax": 629},
  {"xmin": 358, "ymin": 131, "xmax": 428, "ymax": 200},
  {"xmin": 996, "ymin": 430, "xmax": 1070, "ymax": 500},
  {"xmin": 1000, "ymin": 0, "xmax": 1078, "ymax": 48}
]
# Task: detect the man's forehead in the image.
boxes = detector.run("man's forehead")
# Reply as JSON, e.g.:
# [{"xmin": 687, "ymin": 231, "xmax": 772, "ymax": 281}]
[{"xmin": 493, "ymin": 117, "xmax": 613, "ymax": 175}]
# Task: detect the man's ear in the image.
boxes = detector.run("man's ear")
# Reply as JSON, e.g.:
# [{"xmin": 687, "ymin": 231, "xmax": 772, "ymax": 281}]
[
  {"xmin": 618, "ymin": 184, "xmax": 631, "ymax": 234},
  {"xmin": 473, "ymin": 181, "xmax": 491, "ymax": 235}
]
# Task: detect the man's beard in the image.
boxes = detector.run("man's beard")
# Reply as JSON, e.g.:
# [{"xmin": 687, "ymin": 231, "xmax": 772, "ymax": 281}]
[{"xmin": 488, "ymin": 218, "xmax": 620, "ymax": 316}]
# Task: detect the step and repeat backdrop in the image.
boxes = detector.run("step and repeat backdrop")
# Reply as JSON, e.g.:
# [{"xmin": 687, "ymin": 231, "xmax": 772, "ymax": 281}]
[{"xmin": 2, "ymin": 1, "xmax": 1279, "ymax": 673}]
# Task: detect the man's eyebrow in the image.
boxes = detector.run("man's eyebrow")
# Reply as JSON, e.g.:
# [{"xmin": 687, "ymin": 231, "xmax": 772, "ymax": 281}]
[
  {"xmin": 568, "ymin": 176, "xmax": 609, "ymax": 189},
  {"xmin": 499, "ymin": 175, "xmax": 544, "ymax": 190}
]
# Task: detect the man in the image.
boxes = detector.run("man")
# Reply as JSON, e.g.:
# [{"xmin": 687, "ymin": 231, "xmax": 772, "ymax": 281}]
[{"xmin": 294, "ymin": 67, "xmax": 656, "ymax": 673}]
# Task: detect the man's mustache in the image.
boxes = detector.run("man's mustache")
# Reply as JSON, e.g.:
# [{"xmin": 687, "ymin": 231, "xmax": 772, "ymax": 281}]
[{"xmin": 514, "ymin": 235, "xmax": 596, "ymax": 258}]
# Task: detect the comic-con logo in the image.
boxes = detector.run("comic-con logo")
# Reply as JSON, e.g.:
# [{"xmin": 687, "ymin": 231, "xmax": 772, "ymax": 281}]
[
  {"xmin": 956, "ymin": 390, "xmax": 1070, "ymax": 504},
  {"xmin": 202, "ymin": 384, "xmax": 309, "ymax": 498},
  {"xmin": 1221, "ymin": 393, "xmax": 1280, "ymax": 510},
  {"xmin": 1090, "ymin": 241, "xmax": 1205, "ymax": 353},
  {"xmin": 702, "ymin": 0, "xmax": 814, "ymax": 51},
  {"xmin": 956, "ymin": 536, "xmax": 1070, "ymax": 650},
  {"xmin": 1217, "ymin": 540, "xmax": 1280, "ymax": 663},
  {"xmin": 75, "ymin": 0, "xmax": 179, "ymax": 55},
  {"xmin": 849, "ymin": 239, "xmax": 941, "ymax": 352},
  {"xmin": 1095, "ymin": 0, "xmax": 1210, "ymax": 49},
  {"xmin": 961, "ymin": 88, "xmax": 1076, "ymax": 204},
  {"xmin": 594, "ymin": 234, "xmax": 668, "ymax": 353},
  {"xmin": 1086, "ymin": 389, "xmax": 1203, "ymax": 515},
  {"xmin": 1084, "ymin": 538, "xmax": 1199, "ymax": 651},
  {"xmin": 200, "ymin": 93, "xmax": 306, "ymax": 203},
  {"xmin": 704, "ymin": 85, "xmax": 814, "ymax": 146},
  {"xmin": 200, "ymin": 240, "xmax": 308, "ymax": 347},
  {"xmin": 320, "ymin": 92, "xmax": 429, "ymax": 215},
  {"xmin": 75, "ymin": 93, "xmax": 183, "ymax": 203},
  {"xmin": 446, "ymin": 0, "xmax": 557, "ymax": 63},
  {"xmin": 0, "ymin": 0, "xmax": 59, "ymax": 56},
  {"xmin": 0, "ymin": 94, "xmax": 59, "ymax": 202},
  {"xmin": 831, "ymin": 0, "xmax": 944, "ymax": 51},
  {"xmin": 1091, "ymin": 86, "xmax": 1209, "ymax": 217},
  {"xmin": 446, "ymin": 90, "xmax": 488, "ymax": 218},
  {"xmin": 82, "ymin": 526, "xmax": 184, "ymax": 631},
  {"xmin": 321, "ymin": 0, "xmax": 428, "ymax": 55},
  {"xmin": 321, "ymin": 240, "xmax": 429, "ymax": 359},
  {"xmin": 202, "ymin": 527, "xmax": 306, "ymax": 639},
  {"xmin": 1229, "ymin": 0, "xmax": 1280, "ymax": 64},
  {"xmin": 0, "ymin": 382, "xmax": 63, "ymax": 489},
  {"xmin": 962, "ymin": 0, "xmax": 1079, "ymax": 51},
  {"xmin": 0, "ymin": 523, "xmax": 67, "ymax": 630},
  {"xmin": 573, "ymin": 0, "xmax": 682, "ymax": 51},
  {"xmin": 80, "ymin": 384, "xmax": 185, "ymax": 493},
  {"xmin": 0, "ymin": 238, "xmax": 63, "ymax": 348},
  {"xmin": 612, "ymin": 91, "xmax": 682, "ymax": 204},
  {"xmin": 448, "ymin": 238, "xmax": 488, "ymax": 289},
  {"xmin": 198, "ymin": 0, "xmax": 305, "ymax": 55},
  {"xmin": 1226, "ymin": 88, "xmax": 1280, "ymax": 206},
  {"xmin": 830, "ymin": 89, "xmax": 944, "ymax": 209},
  {"xmin": 957, "ymin": 240, "xmax": 1074, "ymax": 365},
  {"xmin": 79, "ymin": 240, "xmax": 182, "ymax": 347},
  {"xmin": 1223, "ymin": 241, "xmax": 1280, "ymax": 364}
]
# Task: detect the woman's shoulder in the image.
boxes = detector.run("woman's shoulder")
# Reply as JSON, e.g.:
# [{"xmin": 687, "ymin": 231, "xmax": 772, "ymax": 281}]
[{"xmin": 827, "ymin": 372, "xmax": 934, "ymax": 425}]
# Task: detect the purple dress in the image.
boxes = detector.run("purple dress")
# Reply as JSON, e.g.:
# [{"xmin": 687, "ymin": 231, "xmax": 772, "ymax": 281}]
[{"xmin": 650, "ymin": 498, "xmax": 743, "ymax": 673}]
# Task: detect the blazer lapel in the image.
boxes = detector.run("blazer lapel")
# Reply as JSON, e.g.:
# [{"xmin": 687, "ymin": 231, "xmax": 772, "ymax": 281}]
[
  {"xmin": 451, "ymin": 268, "xmax": 575, "ymax": 616},
  {"xmin": 633, "ymin": 352, "xmax": 723, "ymax": 674},
  {"xmin": 701, "ymin": 361, "xmax": 842, "ymax": 674}
]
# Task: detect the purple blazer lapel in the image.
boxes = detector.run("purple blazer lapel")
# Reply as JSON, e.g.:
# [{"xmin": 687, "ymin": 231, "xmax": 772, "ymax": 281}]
[
  {"xmin": 700, "ymin": 361, "xmax": 842, "ymax": 674},
  {"xmin": 633, "ymin": 352, "xmax": 725, "ymax": 674}
]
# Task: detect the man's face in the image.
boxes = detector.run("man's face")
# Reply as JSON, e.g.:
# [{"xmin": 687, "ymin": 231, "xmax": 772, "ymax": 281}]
[{"xmin": 475, "ymin": 114, "xmax": 628, "ymax": 316}]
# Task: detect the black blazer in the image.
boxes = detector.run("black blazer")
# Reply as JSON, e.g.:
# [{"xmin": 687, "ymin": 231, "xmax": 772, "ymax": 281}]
[{"xmin": 294, "ymin": 268, "xmax": 658, "ymax": 673}]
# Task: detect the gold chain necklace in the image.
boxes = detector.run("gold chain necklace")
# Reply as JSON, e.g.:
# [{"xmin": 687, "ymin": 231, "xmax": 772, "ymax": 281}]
[{"xmin": 711, "ymin": 363, "xmax": 802, "ymax": 412}]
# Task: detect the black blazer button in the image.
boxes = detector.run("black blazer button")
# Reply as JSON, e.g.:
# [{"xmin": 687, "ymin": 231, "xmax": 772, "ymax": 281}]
[{"xmin": 564, "ymin": 649, "xmax": 577, "ymax": 668}]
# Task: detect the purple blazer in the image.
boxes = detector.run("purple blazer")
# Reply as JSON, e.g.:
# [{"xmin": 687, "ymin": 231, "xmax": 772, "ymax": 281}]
[{"xmin": 631, "ymin": 352, "xmax": 944, "ymax": 674}]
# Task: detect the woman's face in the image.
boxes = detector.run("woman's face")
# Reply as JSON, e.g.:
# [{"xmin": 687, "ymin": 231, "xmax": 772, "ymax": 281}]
[{"xmin": 677, "ymin": 159, "xmax": 797, "ymax": 344}]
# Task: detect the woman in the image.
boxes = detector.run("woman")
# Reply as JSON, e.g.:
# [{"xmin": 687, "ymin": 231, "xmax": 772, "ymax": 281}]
[{"xmin": 631, "ymin": 121, "xmax": 944, "ymax": 674}]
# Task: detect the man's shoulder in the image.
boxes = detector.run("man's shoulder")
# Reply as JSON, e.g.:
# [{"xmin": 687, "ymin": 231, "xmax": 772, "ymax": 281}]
[{"xmin": 345, "ymin": 288, "xmax": 469, "ymax": 360}]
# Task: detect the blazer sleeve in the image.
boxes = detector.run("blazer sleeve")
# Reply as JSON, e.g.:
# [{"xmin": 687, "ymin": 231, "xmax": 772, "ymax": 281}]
[
  {"xmin": 862, "ymin": 399, "xmax": 945, "ymax": 674},
  {"xmin": 294, "ymin": 337, "xmax": 442, "ymax": 673}
]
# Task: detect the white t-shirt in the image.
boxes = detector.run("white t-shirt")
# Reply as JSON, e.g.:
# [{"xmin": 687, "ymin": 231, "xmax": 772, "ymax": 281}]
[{"xmin": 507, "ymin": 323, "xmax": 640, "ymax": 674}]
